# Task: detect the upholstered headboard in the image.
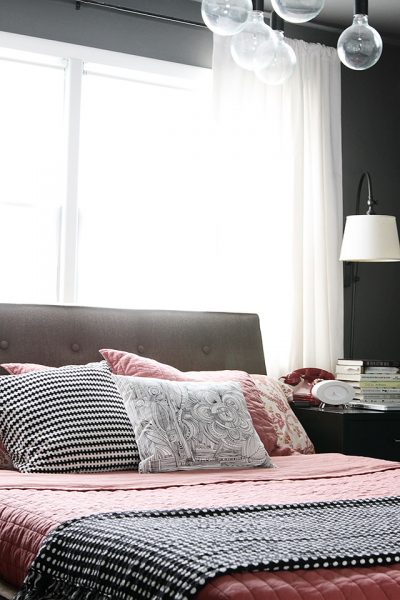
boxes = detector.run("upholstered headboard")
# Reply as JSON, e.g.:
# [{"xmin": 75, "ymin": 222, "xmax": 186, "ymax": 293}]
[{"xmin": 0, "ymin": 304, "xmax": 266, "ymax": 375}]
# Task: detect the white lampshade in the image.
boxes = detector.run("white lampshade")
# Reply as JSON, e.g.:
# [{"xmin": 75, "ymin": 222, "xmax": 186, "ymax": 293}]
[{"xmin": 340, "ymin": 215, "xmax": 400, "ymax": 262}]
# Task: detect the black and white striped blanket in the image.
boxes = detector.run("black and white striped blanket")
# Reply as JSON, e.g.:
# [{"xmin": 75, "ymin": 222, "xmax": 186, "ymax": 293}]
[{"xmin": 15, "ymin": 497, "xmax": 400, "ymax": 600}]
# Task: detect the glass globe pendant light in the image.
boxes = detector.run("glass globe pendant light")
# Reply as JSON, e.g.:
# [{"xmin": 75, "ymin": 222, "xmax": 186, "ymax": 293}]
[
  {"xmin": 337, "ymin": 0, "xmax": 382, "ymax": 70},
  {"xmin": 231, "ymin": 0, "xmax": 277, "ymax": 71},
  {"xmin": 256, "ymin": 12, "xmax": 297, "ymax": 85},
  {"xmin": 271, "ymin": 0, "xmax": 325, "ymax": 24},
  {"xmin": 201, "ymin": 0, "xmax": 253, "ymax": 36}
]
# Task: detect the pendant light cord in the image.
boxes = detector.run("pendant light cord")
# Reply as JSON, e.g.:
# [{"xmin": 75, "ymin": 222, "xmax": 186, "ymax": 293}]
[
  {"xmin": 355, "ymin": 0, "xmax": 368, "ymax": 15},
  {"xmin": 252, "ymin": 0, "xmax": 264, "ymax": 11}
]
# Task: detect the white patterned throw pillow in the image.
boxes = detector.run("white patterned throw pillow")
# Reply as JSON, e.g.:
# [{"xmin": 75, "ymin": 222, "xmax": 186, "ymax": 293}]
[
  {"xmin": 114, "ymin": 376, "xmax": 273, "ymax": 473},
  {"xmin": 0, "ymin": 362, "xmax": 139, "ymax": 473}
]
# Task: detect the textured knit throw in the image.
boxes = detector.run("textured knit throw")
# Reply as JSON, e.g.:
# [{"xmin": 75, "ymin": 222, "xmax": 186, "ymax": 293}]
[{"xmin": 16, "ymin": 497, "xmax": 400, "ymax": 600}]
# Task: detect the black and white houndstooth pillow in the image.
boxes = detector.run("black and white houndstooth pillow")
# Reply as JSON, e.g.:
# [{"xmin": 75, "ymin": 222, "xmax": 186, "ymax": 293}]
[{"xmin": 0, "ymin": 362, "xmax": 139, "ymax": 473}]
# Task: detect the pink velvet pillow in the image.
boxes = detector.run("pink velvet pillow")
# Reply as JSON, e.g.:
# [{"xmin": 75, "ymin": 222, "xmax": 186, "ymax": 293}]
[
  {"xmin": 1, "ymin": 363, "xmax": 52, "ymax": 374},
  {"xmin": 100, "ymin": 349, "xmax": 278, "ymax": 455}
]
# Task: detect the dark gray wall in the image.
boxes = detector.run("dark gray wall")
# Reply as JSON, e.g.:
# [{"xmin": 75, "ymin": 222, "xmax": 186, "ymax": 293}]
[
  {"xmin": 341, "ymin": 44, "xmax": 400, "ymax": 360},
  {"xmin": 1, "ymin": 0, "xmax": 399, "ymax": 361}
]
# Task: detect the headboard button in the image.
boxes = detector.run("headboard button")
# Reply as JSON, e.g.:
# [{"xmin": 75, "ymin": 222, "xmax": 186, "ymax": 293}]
[
  {"xmin": 137, "ymin": 345, "xmax": 145, "ymax": 355},
  {"xmin": 202, "ymin": 345, "xmax": 211, "ymax": 355},
  {"xmin": 71, "ymin": 343, "xmax": 80, "ymax": 352},
  {"xmin": 0, "ymin": 340, "xmax": 9, "ymax": 350}
]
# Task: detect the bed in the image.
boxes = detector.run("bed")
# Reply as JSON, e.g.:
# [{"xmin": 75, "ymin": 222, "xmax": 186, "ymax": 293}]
[{"xmin": 0, "ymin": 303, "xmax": 399, "ymax": 600}]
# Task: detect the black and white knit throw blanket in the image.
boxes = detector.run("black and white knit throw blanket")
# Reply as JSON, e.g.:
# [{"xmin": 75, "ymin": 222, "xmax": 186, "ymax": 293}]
[{"xmin": 15, "ymin": 496, "xmax": 400, "ymax": 600}]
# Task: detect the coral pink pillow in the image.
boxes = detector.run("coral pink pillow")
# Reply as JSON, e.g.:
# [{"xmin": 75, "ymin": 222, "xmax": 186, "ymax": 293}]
[
  {"xmin": 100, "ymin": 349, "xmax": 278, "ymax": 456},
  {"xmin": 0, "ymin": 363, "xmax": 55, "ymax": 469},
  {"xmin": 251, "ymin": 374, "xmax": 314, "ymax": 455},
  {"xmin": 1, "ymin": 363, "xmax": 53, "ymax": 375}
]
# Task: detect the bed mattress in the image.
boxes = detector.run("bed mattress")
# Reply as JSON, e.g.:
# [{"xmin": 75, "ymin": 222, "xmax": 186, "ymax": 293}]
[{"xmin": 1, "ymin": 453, "xmax": 400, "ymax": 599}]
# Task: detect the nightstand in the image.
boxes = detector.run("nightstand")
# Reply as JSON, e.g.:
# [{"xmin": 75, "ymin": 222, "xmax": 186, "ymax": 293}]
[{"xmin": 292, "ymin": 406, "xmax": 400, "ymax": 461}]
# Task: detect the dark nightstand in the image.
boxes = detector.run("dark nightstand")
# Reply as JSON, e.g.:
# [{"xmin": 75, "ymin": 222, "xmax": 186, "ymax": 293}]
[{"xmin": 292, "ymin": 406, "xmax": 400, "ymax": 461}]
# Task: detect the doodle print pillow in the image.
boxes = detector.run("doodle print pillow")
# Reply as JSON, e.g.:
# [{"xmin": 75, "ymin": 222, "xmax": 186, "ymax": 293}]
[
  {"xmin": 100, "ymin": 349, "xmax": 278, "ymax": 455},
  {"xmin": 114, "ymin": 375, "xmax": 274, "ymax": 474},
  {"xmin": 0, "ymin": 362, "xmax": 139, "ymax": 473}
]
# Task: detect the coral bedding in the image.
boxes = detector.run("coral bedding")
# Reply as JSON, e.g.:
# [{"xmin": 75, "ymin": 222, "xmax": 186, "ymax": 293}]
[{"xmin": 1, "ymin": 454, "xmax": 400, "ymax": 600}]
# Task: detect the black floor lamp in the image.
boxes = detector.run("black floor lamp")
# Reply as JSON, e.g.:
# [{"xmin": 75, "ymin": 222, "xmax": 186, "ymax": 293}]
[{"xmin": 339, "ymin": 172, "xmax": 400, "ymax": 359}]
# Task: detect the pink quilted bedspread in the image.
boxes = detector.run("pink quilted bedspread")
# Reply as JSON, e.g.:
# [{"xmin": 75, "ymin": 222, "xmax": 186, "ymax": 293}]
[{"xmin": 1, "ymin": 453, "xmax": 400, "ymax": 600}]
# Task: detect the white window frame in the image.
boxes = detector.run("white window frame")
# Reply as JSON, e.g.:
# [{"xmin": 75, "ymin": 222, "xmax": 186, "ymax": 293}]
[{"xmin": 0, "ymin": 32, "xmax": 210, "ymax": 304}]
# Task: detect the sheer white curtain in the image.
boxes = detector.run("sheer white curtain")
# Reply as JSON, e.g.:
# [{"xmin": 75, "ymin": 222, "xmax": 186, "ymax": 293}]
[{"xmin": 211, "ymin": 36, "xmax": 343, "ymax": 377}]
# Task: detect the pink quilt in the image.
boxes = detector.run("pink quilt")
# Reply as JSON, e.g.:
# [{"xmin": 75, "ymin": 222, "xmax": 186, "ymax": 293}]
[{"xmin": 1, "ymin": 453, "xmax": 400, "ymax": 599}]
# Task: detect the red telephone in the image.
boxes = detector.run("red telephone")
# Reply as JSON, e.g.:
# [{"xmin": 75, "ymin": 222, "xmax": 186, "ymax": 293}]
[{"xmin": 282, "ymin": 368, "xmax": 335, "ymax": 406}]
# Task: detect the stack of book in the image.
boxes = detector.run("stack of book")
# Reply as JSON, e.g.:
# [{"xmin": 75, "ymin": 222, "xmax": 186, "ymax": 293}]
[{"xmin": 335, "ymin": 359, "xmax": 400, "ymax": 411}]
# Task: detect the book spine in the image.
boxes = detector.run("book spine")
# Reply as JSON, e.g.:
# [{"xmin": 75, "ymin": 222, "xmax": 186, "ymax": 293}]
[
  {"xmin": 355, "ymin": 388, "xmax": 400, "ymax": 393},
  {"xmin": 337, "ymin": 360, "xmax": 363, "ymax": 366},
  {"xmin": 354, "ymin": 386, "xmax": 400, "ymax": 392},
  {"xmin": 364, "ymin": 375, "xmax": 400, "ymax": 380},
  {"xmin": 355, "ymin": 391, "xmax": 400, "ymax": 398},
  {"xmin": 363, "ymin": 360, "xmax": 400, "ymax": 367},
  {"xmin": 337, "ymin": 359, "xmax": 400, "ymax": 368},
  {"xmin": 354, "ymin": 397, "xmax": 400, "ymax": 403},
  {"xmin": 350, "ymin": 386, "xmax": 400, "ymax": 392},
  {"xmin": 335, "ymin": 365, "xmax": 363, "ymax": 375},
  {"xmin": 335, "ymin": 374, "xmax": 359, "ymax": 380},
  {"xmin": 364, "ymin": 367, "xmax": 399, "ymax": 373},
  {"xmin": 358, "ymin": 381, "xmax": 400, "ymax": 388},
  {"xmin": 351, "ymin": 404, "xmax": 400, "ymax": 411},
  {"xmin": 336, "ymin": 373, "xmax": 400, "ymax": 381}
]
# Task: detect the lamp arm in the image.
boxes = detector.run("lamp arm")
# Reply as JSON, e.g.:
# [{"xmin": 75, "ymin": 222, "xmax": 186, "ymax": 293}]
[
  {"xmin": 349, "ymin": 262, "xmax": 359, "ymax": 359},
  {"xmin": 356, "ymin": 171, "xmax": 376, "ymax": 216},
  {"xmin": 348, "ymin": 170, "xmax": 375, "ymax": 358}
]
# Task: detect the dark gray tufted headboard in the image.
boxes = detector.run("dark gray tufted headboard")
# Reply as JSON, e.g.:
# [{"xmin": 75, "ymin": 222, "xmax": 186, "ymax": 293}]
[{"xmin": 0, "ymin": 304, "xmax": 266, "ymax": 375}]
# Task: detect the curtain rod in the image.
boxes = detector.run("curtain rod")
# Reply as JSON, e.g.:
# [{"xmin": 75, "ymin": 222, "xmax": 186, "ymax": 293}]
[
  {"xmin": 74, "ymin": 1, "xmax": 400, "ymax": 46},
  {"xmin": 75, "ymin": 0, "xmax": 208, "ymax": 28}
]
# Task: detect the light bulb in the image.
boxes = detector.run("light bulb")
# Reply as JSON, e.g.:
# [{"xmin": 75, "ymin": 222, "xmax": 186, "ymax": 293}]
[
  {"xmin": 201, "ymin": 0, "xmax": 252, "ymax": 36},
  {"xmin": 337, "ymin": 14, "xmax": 382, "ymax": 70},
  {"xmin": 256, "ymin": 31, "xmax": 297, "ymax": 85},
  {"xmin": 271, "ymin": 0, "xmax": 325, "ymax": 24},
  {"xmin": 231, "ymin": 11, "xmax": 277, "ymax": 72}
]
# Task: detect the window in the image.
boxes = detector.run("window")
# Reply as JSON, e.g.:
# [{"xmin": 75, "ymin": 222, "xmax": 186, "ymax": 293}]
[
  {"xmin": 76, "ymin": 63, "xmax": 213, "ymax": 309},
  {"xmin": 0, "ymin": 34, "xmax": 212, "ymax": 309},
  {"xmin": 0, "ymin": 49, "xmax": 65, "ymax": 303}
]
